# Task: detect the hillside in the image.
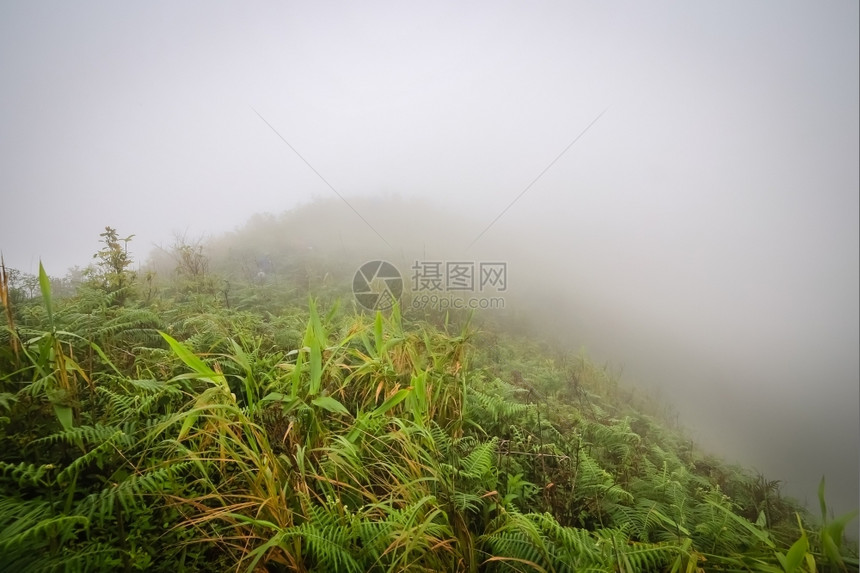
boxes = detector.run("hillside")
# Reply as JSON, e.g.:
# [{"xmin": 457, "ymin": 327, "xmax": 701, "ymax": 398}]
[{"xmin": 0, "ymin": 202, "xmax": 857, "ymax": 572}]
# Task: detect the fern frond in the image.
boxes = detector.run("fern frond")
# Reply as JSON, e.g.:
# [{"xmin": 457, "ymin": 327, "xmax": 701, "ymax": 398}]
[
  {"xmin": 31, "ymin": 423, "xmax": 131, "ymax": 450},
  {"xmin": 480, "ymin": 510, "xmax": 554, "ymax": 573},
  {"xmin": 32, "ymin": 541, "xmax": 122, "ymax": 573},
  {"xmin": 55, "ymin": 433, "xmax": 125, "ymax": 484},
  {"xmin": 0, "ymin": 461, "xmax": 54, "ymax": 487},
  {"xmin": 459, "ymin": 438, "xmax": 498, "ymax": 480},
  {"xmin": 78, "ymin": 459, "xmax": 200, "ymax": 522},
  {"xmin": 0, "ymin": 497, "xmax": 88, "ymax": 552}
]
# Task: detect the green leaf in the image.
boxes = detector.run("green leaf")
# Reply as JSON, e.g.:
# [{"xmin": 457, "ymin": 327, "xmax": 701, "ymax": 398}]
[
  {"xmin": 177, "ymin": 410, "xmax": 200, "ymax": 440},
  {"xmin": 89, "ymin": 341, "xmax": 123, "ymax": 376},
  {"xmin": 409, "ymin": 371, "xmax": 428, "ymax": 422},
  {"xmin": 291, "ymin": 343, "xmax": 304, "ymax": 397},
  {"xmin": 304, "ymin": 300, "xmax": 324, "ymax": 396},
  {"xmin": 38, "ymin": 262, "xmax": 54, "ymax": 329},
  {"xmin": 705, "ymin": 499, "xmax": 775, "ymax": 549},
  {"xmin": 390, "ymin": 303, "xmax": 402, "ymax": 333},
  {"xmin": 261, "ymin": 392, "xmax": 288, "ymax": 402},
  {"xmin": 827, "ymin": 507, "xmax": 859, "ymax": 543},
  {"xmin": 822, "ymin": 508, "xmax": 859, "ymax": 565},
  {"xmin": 309, "ymin": 297, "xmax": 325, "ymax": 340},
  {"xmin": 311, "ymin": 395, "xmax": 350, "ymax": 416},
  {"xmin": 373, "ymin": 388, "xmax": 411, "ymax": 416},
  {"xmin": 816, "ymin": 475, "xmax": 858, "ymax": 568},
  {"xmin": 781, "ymin": 524, "xmax": 808, "ymax": 573},
  {"xmin": 346, "ymin": 411, "xmax": 370, "ymax": 444},
  {"xmin": 53, "ymin": 403, "xmax": 73, "ymax": 432},
  {"xmin": 374, "ymin": 311, "xmax": 384, "ymax": 355},
  {"xmin": 818, "ymin": 475, "xmax": 827, "ymax": 523},
  {"xmin": 308, "ymin": 338, "xmax": 321, "ymax": 395},
  {"xmin": 160, "ymin": 331, "xmax": 224, "ymax": 386},
  {"xmin": 229, "ymin": 339, "xmax": 251, "ymax": 373}
]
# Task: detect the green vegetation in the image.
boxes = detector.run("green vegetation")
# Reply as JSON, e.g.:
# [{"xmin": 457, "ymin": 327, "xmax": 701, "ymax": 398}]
[{"xmin": 0, "ymin": 219, "xmax": 857, "ymax": 572}]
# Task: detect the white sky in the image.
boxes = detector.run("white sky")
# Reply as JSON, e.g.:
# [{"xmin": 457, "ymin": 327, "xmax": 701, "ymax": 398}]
[{"xmin": 1, "ymin": 1, "xmax": 858, "ymax": 516}]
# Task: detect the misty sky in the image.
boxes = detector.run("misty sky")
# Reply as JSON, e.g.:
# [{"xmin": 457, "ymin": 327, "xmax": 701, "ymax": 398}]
[{"xmin": 1, "ymin": 2, "xmax": 858, "ymax": 517}]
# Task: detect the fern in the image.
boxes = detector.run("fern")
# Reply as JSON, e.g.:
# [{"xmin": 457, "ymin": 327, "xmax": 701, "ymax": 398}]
[
  {"xmin": 575, "ymin": 448, "xmax": 633, "ymax": 506},
  {"xmin": 469, "ymin": 385, "xmax": 533, "ymax": 423},
  {"xmin": 459, "ymin": 437, "xmax": 498, "ymax": 480},
  {"xmin": 0, "ymin": 496, "xmax": 89, "ymax": 555},
  {"xmin": 55, "ymin": 435, "xmax": 123, "ymax": 484},
  {"xmin": 93, "ymin": 308, "xmax": 162, "ymax": 339},
  {"xmin": 610, "ymin": 497, "xmax": 692, "ymax": 543},
  {"xmin": 31, "ymin": 423, "xmax": 131, "ymax": 450},
  {"xmin": 584, "ymin": 417, "xmax": 641, "ymax": 471},
  {"xmin": 480, "ymin": 510, "xmax": 555, "ymax": 572},
  {"xmin": 0, "ymin": 460, "xmax": 54, "ymax": 487},
  {"xmin": 1, "ymin": 265, "xmax": 834, "ymax": 571},
  {"xmin": 28, "ymin": 541, "xmax": 122, "ymax": 573}
]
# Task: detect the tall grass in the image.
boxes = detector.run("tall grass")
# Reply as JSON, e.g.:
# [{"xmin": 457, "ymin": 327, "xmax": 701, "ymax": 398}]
[{"xmin": 0, "ymin": 263, "xmax": 856, "ymax": 571}]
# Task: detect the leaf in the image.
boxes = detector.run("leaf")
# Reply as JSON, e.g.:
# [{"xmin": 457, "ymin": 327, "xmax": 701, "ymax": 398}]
[
  {"xmin": 291, "ymin": 343, "xmax": 305, "ymax": 397},
  {"xmin": 311, "ymin": 395, "xmax": 350, "ymax": 416},
  {"xmin": 229, "ymin": 339, "xmax": 251, "ymax": 373},
  {"xmin": 781, "ymin": 518, "xmax": 808, "ymax": 573},
  {"xmin": 38, "ymin": 262, "xmax": 53, "ymax": 330},
  {"xmin": 818, "ymin": 475, "xmax": 827, "ymax": 523},
  {"xmin": 825, "ymin": 507, "xmax": 859, "ymax": 545},
  {"xmin": 822, "ymin": 508, "xmax": 859, "ymax": 566},
  {"xmin": 373, "ymin": 388, "xmax": 411, "ymax": 416},
  {"xmin": 304, "ymin": 300, "xmax": 324, "ymax": 396},
  {"xmin": 409, "ymin": 371, "xmax": 428, "ymax": 422},
  {"xmin": 390, "ymin": 303, "xmax": 402, "ymax": 333},
  {"xmin": 704, "ymin": 499, "xmax": 775, "ymax": 549},
  {"xmin": 52, "ymin": 403, "xmax": 73, "ymax": 432},
  {"xmin": 817, "ymin": 475, "xmax": 858, "ymax": 568},
  {"xmin": 160, "ymin": 331, "xmax": 224, "ymax": 386},
  {"xmin": 346, "ymin": 411, "xmax": 370, "ymax": 444},
  {"xmin": 89, "ymin": 341, "xmax": 123, "ymax": 377},
  {"xmin": 261, "ymin": 392, "xmax": 288, "ymax": 402},
  {"xmin": 177, "ymin": 410, "xmax": 200, "ymax": 440},
  {"xmin": 374, "ymin": 311, "xmax": 384, "ymax": 355},
  {"xmin": 308, "ymin": 338, "xmax": 321, "ymax": 395},
  {"xmin": 0, "ymin": 392, "xmax": 16, "ymax": 412},
  {"xmin": 482, "ymin": 555, "xmax": 548, "ymax": 573}
]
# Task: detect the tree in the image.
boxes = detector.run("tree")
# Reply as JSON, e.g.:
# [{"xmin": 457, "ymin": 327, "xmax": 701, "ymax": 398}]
[
  {"xmin": 169, "ymin": 232, "xmax": 213, "ymax": 294},
  {"xmin": 92, "ymin": 226, "xmax": 135, "ymax": 303}
]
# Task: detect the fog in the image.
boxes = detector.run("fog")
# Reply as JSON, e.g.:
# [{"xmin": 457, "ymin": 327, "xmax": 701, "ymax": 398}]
[{"xmin": 1, "ymin": 1, "xmax": 857, "ymax": 519}]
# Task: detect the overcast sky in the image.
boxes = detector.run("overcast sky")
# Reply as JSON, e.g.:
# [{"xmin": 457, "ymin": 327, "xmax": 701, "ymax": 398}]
[{"xmin": 1, "ymin": 1, "xmax": 857, "ymax": 517}]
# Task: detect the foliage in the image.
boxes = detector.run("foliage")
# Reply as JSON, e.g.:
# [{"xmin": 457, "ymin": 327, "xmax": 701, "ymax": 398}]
[
  {"xmin": 0, "ymin": 225, "xmax": 856, "ymax": 572},
  {"xmin": 90, "ymin": 226, "xmax": 136, "ymax": 305}
]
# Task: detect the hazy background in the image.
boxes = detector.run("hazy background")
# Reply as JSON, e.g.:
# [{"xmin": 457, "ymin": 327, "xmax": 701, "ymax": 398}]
[{"xmin": 1, "ymin": 1, "xmax": 857, "ymax": 519}]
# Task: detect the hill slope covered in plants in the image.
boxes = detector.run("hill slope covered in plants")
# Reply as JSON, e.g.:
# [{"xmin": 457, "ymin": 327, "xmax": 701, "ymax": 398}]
[{"xmin": 0, "ymin": 204, "xmax": 857, "ymax": 572}]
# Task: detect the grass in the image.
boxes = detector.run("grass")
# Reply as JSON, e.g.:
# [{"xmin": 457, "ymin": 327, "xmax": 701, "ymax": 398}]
[{"xmin": 0, "ymin": 223, "xmax": 857, "ymax": 572}]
